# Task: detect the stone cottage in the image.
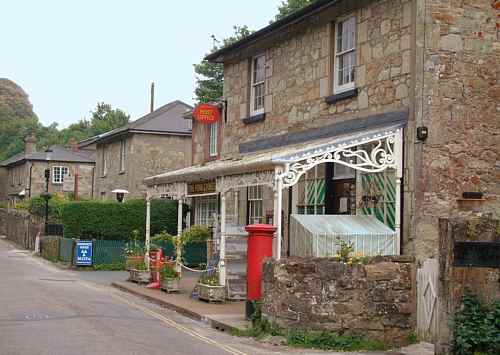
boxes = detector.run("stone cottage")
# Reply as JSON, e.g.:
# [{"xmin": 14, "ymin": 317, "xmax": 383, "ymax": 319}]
[
  {"xmin": 144, "ymin": 0, "xmax": 499, "ymax": 290},
  {"xmin": 80, "ymin": 100, "xmax": 192, "ymax": 200},
  {"xmin": 0, "ymin": 135, "xmax": 95, "ymax": 202}
]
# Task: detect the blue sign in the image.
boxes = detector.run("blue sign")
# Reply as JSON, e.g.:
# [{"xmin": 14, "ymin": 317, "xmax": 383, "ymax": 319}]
[{"xmin": 75, "ymin": 241, "xmax": 93, "ymax": 266}]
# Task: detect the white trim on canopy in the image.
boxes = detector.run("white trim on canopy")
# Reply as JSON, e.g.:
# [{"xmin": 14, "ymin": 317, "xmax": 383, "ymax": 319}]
[{"xmin": 272, "ymin": 124, "xmax": 404, "ymax": 259}]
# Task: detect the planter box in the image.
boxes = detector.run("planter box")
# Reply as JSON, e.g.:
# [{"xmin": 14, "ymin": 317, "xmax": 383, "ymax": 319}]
[
  {"xmin": 128, "ymin": 269, "xmax": 150, "ymax": 284},
  {"xmin": 126, "ymin": 255, "xmax": 144, "ymax": 271},
  {"xmin": 197, "ymin": 283, "xmax": 225, "ymax": 303},
  {"xmin": 160, "ymin": 277, "xmax": 180, "ymax": 293}
]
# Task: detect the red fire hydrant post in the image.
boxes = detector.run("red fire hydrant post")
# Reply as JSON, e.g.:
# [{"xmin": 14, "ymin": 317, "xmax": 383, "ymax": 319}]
[{"xmin": 245, "ymin": 224, "xmax": 276, "ymax": 320}]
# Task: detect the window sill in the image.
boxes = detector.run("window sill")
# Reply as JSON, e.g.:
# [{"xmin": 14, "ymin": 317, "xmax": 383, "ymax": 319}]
[
  {"xmin": 52, "ymin": 182, "xmax": 63, "ymax": 185},
  {"xmin": 243, "ymin": 113, "xmax": 266, "ymax": 125},
  {"xmin": 325, "ymin": 88, "xmax": 358, "ymax": 105}
]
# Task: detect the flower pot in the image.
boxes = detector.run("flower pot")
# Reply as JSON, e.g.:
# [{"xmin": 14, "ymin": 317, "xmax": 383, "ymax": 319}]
[
  {"xmin": 128, "ymin": 269, "xmax": 151, "ymax": 284},
  {"xmin": 197, "ymin": 283, "xmax": 225, "ymax": 303},
  {"xmin": 160, "ymin": 277, "xmax": 180, "ymax": 293},
  {"xmin": 126, "ymin": 255, "xmax": 144, "ymax": 271}
]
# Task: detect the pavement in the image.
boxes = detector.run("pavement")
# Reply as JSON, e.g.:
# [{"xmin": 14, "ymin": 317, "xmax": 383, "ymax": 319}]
[
  {"xmin": 112, "ymin": 272, "xmax": 249, "ymax": 333},
  {"xmin": 0, "ymin": 236, "xmax": 434, "ymax": 355}
]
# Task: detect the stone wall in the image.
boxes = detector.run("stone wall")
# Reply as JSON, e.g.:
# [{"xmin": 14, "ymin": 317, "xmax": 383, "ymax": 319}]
[
  {"xmin": 411, "ymin": 0, "xmax": 500, "ymax": 262},
  {"xmin": 2, "ymin": 161, "xmax": 95, "ymax": 200},
  {"xmin": 435, "ymin": 216, "xmax": 500, "ymax": 354},
  {"xmin": 0, "ymin": 167, "xmax": 7, "ymax": 201},
  {"xmin": 262, "ymin": 256, "xmax": 415, "ymax": 347},
  {"xmin": 222, "ymin": 0, "xmax": 413, "ymax": 158},
  {"xmin": 95, "ymin": 133, "xmax": 191, "ymax": 199},
  {"xmin": 29, "ymin": 161, "xmax": 95, "ymax": 199},
  {"xmin": 0, "ymin": 208, "xmax": 41, "ymax": 250}
]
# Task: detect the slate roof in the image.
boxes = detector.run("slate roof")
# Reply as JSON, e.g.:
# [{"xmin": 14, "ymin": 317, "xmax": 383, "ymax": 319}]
[
  {"xmin": 0, "ymin": 146, "xmax": 95, "ymax": 167},
  {"xmin": 79, "ymin": 100, "xmax": 193, "ymax": 147}
]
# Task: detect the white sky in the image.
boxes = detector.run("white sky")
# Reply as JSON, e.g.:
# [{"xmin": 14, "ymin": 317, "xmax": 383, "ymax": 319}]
[{"xmin": 0, "ymin": 0, "xmax": 280, "ymax": 127}]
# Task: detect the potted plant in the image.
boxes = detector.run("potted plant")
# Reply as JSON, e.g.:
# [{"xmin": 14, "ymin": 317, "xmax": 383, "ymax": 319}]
[
  {"xmin": 128, "ymin": 260, "xmax": 151, "ymax": 284},
  {"xmin": 160, "ymin": 262, "xmax": 180, "ymax": 293},
  {"xmin": 197, "ymin": 272, "xmax": 225, "ymax": 303},
  {"xmin": 125, "ymin": 229, "xmax": 145, "ymax": 270}
]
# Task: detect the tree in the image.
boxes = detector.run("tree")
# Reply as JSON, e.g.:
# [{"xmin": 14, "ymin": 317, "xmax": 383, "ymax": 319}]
[
  {"xmin": 193, "ymin": 26, "xmax": 252, "ymax": 103},
  {"xmin": 274, "ymin": 0, "xmax": 317, "ymax": 21},
  {"xmin": 87, "ymin": 102, "xmax": 130, "ymax": 136}
]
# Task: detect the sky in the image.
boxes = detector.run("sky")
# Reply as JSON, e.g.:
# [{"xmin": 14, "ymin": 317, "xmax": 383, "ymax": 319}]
[{"xmin": 0, "ymin": 0, "xmax": 280, "ymax": 128}]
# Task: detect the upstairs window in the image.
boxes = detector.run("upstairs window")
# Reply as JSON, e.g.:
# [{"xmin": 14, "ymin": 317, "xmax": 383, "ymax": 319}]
[
  {"xmin": 52, "ymin": 166, "xmax": 69, "ymax": 184},
  {"xmin": 209, "ymin": 122, "xmax": 218, "ymax": 157},
  {"xmin": 251, "ymin": 54, "xmax": 265, "ymax": 116},
  {"xmin": 119, "ymin": 139, "xmax": 127, "ymax": 172},
  {"xmin": 334, "ymin": 15, "xmax": 356, "ymax": 93}
]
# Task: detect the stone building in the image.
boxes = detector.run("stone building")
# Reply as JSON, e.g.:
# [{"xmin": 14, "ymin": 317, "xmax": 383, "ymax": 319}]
[
  {"xmin": 0, "ymin": 135, "xmax": 95, "ymax": 202},
  {"xmin": 145, "ymin": 0, "xmax": 499, "ymax": 288},
  {"xmin": 80, "ymin": 100, "xmax": 192, "ymax": 200}
]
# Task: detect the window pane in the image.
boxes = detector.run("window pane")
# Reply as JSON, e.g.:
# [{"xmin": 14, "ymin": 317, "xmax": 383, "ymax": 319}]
[
  {"xmin": 209, "ymin": 123, "xmax": 218, "ymax": 157},
  {"xmin": 253, "ymin": 56, "xmax": 265, "ymax": 83}
]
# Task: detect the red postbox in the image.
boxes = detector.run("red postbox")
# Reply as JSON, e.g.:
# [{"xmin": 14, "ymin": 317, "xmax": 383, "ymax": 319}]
[
  {"xmin": 147, "ymin": 248, "xmax": 164, "ymax": 289},
  {"xmin": 245, "ymin": 224, "xmax": 276, "ymax": 319}
]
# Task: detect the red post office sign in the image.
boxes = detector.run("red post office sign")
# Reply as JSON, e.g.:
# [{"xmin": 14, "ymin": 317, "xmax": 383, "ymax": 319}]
[{"xmin": 193, "ymin": 104, "xmax": 221, "ymax": 124}]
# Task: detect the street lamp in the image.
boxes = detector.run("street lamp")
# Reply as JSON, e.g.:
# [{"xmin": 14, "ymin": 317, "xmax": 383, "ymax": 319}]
[
  {"xmin": 41, "ymin": 149, "xmax": 53, "ymax": 234},
  {"xmin": 111, "ymin": 189, "xmax": 129, "ymax": 203}
]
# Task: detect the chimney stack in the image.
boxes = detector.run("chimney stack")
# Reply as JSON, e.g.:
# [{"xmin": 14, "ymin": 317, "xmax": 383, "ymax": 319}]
[
  {"xmin": 150, "ymin": 82, "xmax": 155, "ymax": 113},
  {"xmin": 67, "ymin": 138, "xmax": 79, "ymax": 152},
  {"xmin": 24, "ymin": 133, "xmax": 36, "ymax": 155}
]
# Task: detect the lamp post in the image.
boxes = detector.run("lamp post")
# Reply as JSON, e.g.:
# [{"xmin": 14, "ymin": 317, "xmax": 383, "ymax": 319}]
[{"xmin": 41, "ymin": 149, "xmax": 52, "ymax": 235}]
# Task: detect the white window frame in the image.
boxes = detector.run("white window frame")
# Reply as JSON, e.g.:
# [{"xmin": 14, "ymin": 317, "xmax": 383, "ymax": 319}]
[
  {"xmin": 209, "ymin": 122, "xmax": 218, "ymax": 157},
  {"xmin": 194, "ymin": 195, "xmax": 218, "ymax": 226},
  {"xmin": 52, "ymin": 166, "xmax": 69, "ymax": 184},
  {"xmin": 333, "ymin": 15, "xmax": 356, "ymax": 94},
  {"xmin": 119, "ymin": 139, "xmax": 126, "ymax": 172},
  {"xmin": 250, "ymin": 54, "xmax": 266, "ymax": 116},
  {"xmin": 247, "ymin": 185, "xmax": 264, "ymax": 224}
]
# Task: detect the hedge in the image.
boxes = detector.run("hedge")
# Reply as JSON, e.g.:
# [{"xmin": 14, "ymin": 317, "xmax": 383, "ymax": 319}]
[{"xmin": 61, "ymin": 198, "xmax": 177, "ymax": 240}]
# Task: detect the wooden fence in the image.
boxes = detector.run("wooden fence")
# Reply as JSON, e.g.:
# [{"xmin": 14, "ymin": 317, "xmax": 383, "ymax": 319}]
[{"xmin": 0, "ymin": 208, "xmax": 43, "ymax": 250}]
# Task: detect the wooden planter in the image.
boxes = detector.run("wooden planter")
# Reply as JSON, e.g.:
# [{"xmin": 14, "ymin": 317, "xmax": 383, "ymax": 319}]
[
  {"xmin": 126, "ymin": 255, "xmax": 144, "ymax": 271},
  {"xmin": 197, "ymin": 283, "xmax": 225, "ymax": 303},
  {"xmin": 160, "ymin": 277, "xmax": 180, "ymax": 293},
  {"xmin": 128, "ymin": 269, "xmax": 151, "ymax": 284}
]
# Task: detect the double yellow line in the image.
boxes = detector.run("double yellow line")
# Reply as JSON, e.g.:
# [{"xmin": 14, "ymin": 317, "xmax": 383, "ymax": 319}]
[{"xmin": 82, "ymin": 282, "xmax": 248, "ymax": 355}]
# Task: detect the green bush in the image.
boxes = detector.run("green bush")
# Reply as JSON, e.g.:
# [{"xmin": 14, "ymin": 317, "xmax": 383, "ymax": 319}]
[
  {"xmin": 0, "ymin": 201, "xmax": 7, "ymax": 209},
  {"xmin": 61, "ymin": 198, "xmax": 177, "ymax": 240},
  {"xmin": 28, "ymin": 195, "xmax": 68, "ymax": 223},
  {"xmin": 451, "ymin": 293, "xmax": 500, "ymax": 355},
  {"xmin": 181, "ymin": 225, "xmax": 211, "ymax": 244}
]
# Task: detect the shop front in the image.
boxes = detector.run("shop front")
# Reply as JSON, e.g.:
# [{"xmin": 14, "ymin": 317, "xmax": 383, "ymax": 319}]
[{"xmin": 144, "ymin": 121, "xmax": 404, "ymax": 291}]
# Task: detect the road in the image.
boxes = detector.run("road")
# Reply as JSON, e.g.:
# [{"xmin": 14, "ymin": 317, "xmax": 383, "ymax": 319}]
[
  {"xmin": 0, "ymin": 238, "xmax": 282, "ymax": 355},
  {"xmin": 0, "ymin": 237, "xmax": 428, "ymax": 355}
]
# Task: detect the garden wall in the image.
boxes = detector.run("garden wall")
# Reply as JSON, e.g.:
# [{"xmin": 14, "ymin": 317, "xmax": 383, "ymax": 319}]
[
  {"xmin": 1, "ymin": 208, "xmax": 42, "ymax": 250},
  {"xmin": 262, "ymin": 256, "xmax": 415, "ymax": 347},
  {"xmin": 435, "ymin": 216, "xmax": 500, "ymax": 355}
]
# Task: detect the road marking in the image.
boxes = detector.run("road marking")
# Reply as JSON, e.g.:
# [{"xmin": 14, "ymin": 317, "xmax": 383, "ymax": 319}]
[{"xmin": 79, "ymin": 282, "xmax": 248, "ymax": 355}]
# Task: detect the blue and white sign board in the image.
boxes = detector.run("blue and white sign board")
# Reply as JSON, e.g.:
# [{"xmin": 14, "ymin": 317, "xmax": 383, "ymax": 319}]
[{"xmin": 75, "ymin": 241, "xmax": 93, "ymax": 266}]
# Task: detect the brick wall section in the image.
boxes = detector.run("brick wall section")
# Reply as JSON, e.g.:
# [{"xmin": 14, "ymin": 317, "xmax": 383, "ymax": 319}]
[
  {"xmin": 262, "ymin": 255, "xmax": 415, "ymax": 347},
  {"xmin": 411, "ymin": 0, "xmax": 500, "ymax": 261}
]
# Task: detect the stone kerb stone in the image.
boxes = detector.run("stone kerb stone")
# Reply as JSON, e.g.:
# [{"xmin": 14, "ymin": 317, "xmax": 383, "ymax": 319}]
[{"xmin": 262, "ymin": 256, "xmax": 415, "ymax": 347}]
